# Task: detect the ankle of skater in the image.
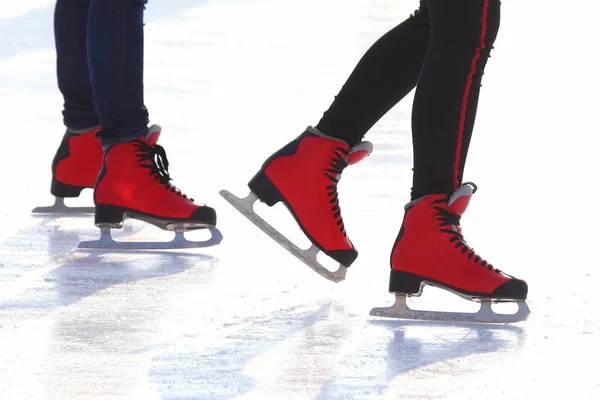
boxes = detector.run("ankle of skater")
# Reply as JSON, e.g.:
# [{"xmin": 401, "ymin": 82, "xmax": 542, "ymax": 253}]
[
  {"xmin": 312, "ymin": 124, "xmax": 363, "ymax": 148},
  {"xmin": 97, "ymin": 120, "xmax": 151, "ymax": 147}
]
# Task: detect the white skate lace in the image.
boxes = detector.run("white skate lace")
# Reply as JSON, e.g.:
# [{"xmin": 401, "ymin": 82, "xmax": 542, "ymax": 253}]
[{"xmin": 134, "ymin": 139, "xmax": 194, "ymax": 201}]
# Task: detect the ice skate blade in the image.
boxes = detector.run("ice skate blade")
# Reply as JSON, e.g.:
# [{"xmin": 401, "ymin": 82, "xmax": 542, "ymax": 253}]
[
  {"xmin": 32, "ymin": 198, "xmax": 94, "ymax": 215},
  {"xmin": 370, "ymin": 294, "xmax": 530, "ymax": 324},
  {"xmin": 77, "ymin": 227, "xmax": 223, "ymax": 250},
  {"xmin": 219, "ymin": 189, "xmax": 347, "ymax": 283}
]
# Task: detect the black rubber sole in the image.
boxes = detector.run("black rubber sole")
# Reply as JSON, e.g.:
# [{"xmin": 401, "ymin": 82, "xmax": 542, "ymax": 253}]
[
  {"xmin": 248, "ymin": 169, "xmax": 358, "ymax": 267},
  {"xmin": 389, "ymin": 269, "xmax": 528, "ymax": 301},
  {"xmin": 95, "ymin": 203, "xmax": 217, "ymax": 231},
  {"xmin": 50, "ymin": 177, "xmax": 88, "ymax": 198}
]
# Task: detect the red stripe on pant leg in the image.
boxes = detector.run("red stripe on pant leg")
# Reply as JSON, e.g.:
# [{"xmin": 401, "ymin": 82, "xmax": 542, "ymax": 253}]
[{"xmin": 453, "ymin": 0, "xmax": 490, "ymax": 190}]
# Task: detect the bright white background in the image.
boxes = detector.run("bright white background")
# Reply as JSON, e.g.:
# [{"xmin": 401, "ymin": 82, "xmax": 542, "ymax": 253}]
[{"xmin": 0, "ymin": 0, "xmax": 598, "ymax": 398}]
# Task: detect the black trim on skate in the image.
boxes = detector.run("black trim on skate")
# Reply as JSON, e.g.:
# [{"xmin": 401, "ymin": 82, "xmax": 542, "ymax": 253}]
[
  {"xmin": 50, "ymin": 177, "xmax": 86, "ymax": 198},
  {"xmin": 51, "ymin": 130, "xmax": 74, "ymax": 176},
  {"xmin": 95, "ymin": 203, "xmax": 217, "ymax": 231},
  {"xmin": 492, "ymin": 280, "xmax": 528, "ymax": 299},
  {"xmin": 258, "ymin": 130, "xmax": 312, "ymax": 170},
  {"xmin": 50, "ymin": 131, "xmax": 88, "ymax": 198},
  {"xmin": 247, "ymin": 170, "xmax": 284, "ymax": 206},
  {"xmin": 388, "ymin": 203, "xmax": 414, "ymax": 270},
  {"xmin": 389, "ymin": 269, "xmax": 528, "ymax": 301},
  {"xmin": 248, "ymin": 169, "xmax": 358, "ymax": 267},
  {"xmin": 93, "ymin": 150, "xmax": 109, "ymax": 204}
]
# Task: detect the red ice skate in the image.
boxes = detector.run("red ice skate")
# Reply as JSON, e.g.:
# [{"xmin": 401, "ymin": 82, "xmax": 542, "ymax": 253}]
[
  {"xmin": 77, "ymin": 125, "xmax": 222, "ymax": 250},
  {"xmin": 32, "ymin": 126, "xmax": 103, "ymax": 214},
  {"xmin": 220, "ymin": 126, "xmax": 373, "ymax": 282},
  {"xmin": 370, "ymin": 183, "xmax": 530, "ymax": 323}
]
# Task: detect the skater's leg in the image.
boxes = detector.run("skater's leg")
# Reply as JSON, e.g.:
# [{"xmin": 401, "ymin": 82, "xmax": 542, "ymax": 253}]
[
  {"xmin": 316, "ymin": 1, "xmax": 431, "ymax": 147},
  {"xmin": 45, "ymin": 0, "xmax": 103, "ymax": 205},
  {"xmin": 410, "ymin": 0, "xmax": 500, "ymax": 199},
  {"xmin": 236, "ymin": 2, "xmax": 431, "ymax": 274},
  {"xmin": 87, "ymin": 0, "xmax": 217, "ymax": 242},
  {"xmin": 55, "ymin": 0, "xmax": 99, "ymax": 130},
  {"xmin": 87, "ymin": 0, "xmax": 149, "ymax": 144},
  {"xmin": 387, "ymin": 0, "xmax": 528, "ymax": 314}
]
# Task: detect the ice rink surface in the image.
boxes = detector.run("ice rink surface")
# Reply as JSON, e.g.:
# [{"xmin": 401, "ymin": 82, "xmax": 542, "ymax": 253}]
[{"xmin": 1, "ymin": 0, "xmax": 599, "ymax": 398}]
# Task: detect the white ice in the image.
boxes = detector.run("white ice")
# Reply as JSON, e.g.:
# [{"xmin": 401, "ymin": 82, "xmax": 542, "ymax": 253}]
[{"xmin": 1, "ymin": 0, "xmax": 599, "ymax": 398}]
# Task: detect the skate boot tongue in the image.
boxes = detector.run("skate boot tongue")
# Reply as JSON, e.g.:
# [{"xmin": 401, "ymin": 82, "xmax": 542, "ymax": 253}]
[
  {"xmin": 305, "ymin": 125, "xmax": 373, "ymax": 166},
  {"xmin": 448, "ymin": 183, "xmax": 477, "ymax": 216},
  {"xmin": 348, "ymin": 141, "xmax": 373, "ymax": 165},
  {"xmin": 144, "ymin": 124, "xmax": 162, "ymax": 146}
]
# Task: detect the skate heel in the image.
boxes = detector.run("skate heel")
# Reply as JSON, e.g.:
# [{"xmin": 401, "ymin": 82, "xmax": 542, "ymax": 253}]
[
  {"xmin": 50, "ymin": 177, "xmax": 86, "ymax": 198},
  {"xmin": 389, "ymin": 270, "xmax": 425, "ymax": 295},
  {"xmin": 94, "ymin": 204, "xmax": 126, "ymax": 228},
  {"xmin": 248, "ymin": 170, "xmax": 285, "ymax": 207}
]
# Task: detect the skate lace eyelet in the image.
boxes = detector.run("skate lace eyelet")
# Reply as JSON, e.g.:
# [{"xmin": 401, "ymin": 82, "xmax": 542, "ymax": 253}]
[
  {"xmin": 324, "ymin": 147, "xmax": 350, "ymax": 234},
  {"xmin": 134, "ymin": 140, "xmax": 194, "ymax": 202},
  {"xmin": 435, "ymin": 205, "xmax": 498, "ymax": 272}
]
